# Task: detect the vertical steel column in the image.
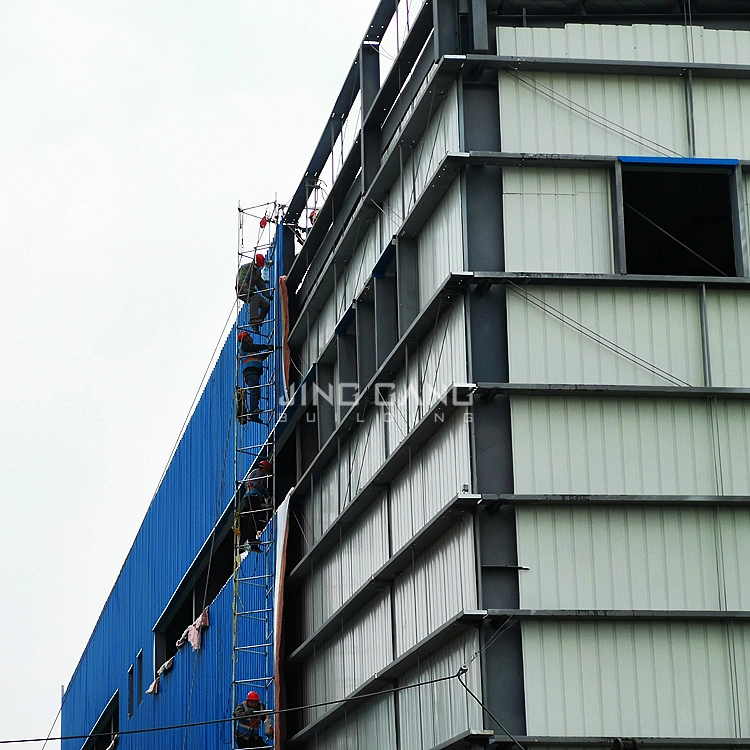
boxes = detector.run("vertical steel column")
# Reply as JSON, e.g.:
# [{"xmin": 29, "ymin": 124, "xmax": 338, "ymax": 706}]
[
  {"xmin": 433, "ymin": 0, "xmax": 460, "ymax": 61},
  {"xmin": 396, "ymin": 237, "xmax": 419, "ymax": 336},
  {"xmin": 461, "ymin": 75, "xmax": 526, "ymax": 737},
  {"xmin": 468, "ymin": 0, "xmax": 489, "ymax": 52},
  {"xmin": 360, "ymin": 42, "xmax": 382, "ymax": 193},
  {"xmin": 612, "ymin": 160, "xmax": 628, "ymax": 274}
]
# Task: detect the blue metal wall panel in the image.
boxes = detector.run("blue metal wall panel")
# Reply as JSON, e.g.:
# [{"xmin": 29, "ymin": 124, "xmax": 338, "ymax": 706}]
[{"xmin": 62, "ymin": 222, "xmax": 287, "ymax": 748}]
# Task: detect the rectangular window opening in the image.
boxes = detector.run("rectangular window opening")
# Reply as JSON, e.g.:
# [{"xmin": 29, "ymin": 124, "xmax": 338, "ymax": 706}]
[
  {"xmin": 622, "ymin": 166, "xmax": 737, "ymax": 277},
  {"xmin": 127, "ymin": 666, "xmax": 134, "ymax": 719},
  {"xmin": 136, "ymin": 650, "xmax": 143, "ymax": 706}
]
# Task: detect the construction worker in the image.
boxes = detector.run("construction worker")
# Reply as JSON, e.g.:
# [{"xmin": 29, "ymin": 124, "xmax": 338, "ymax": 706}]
[
  {"xmin": 236, "ymin": 253, "xmax": 271, "ymax": 327},
  {"xmin": 233, "ymin": 690, "xmax": 269, "ymax": 748},
  {"xmin": 239, "ymin": 458, "xmax": 273, "ymax": 549},
  {"xmin": 237, "ymin": 331, "xmax": 273, "ymax": 423}
]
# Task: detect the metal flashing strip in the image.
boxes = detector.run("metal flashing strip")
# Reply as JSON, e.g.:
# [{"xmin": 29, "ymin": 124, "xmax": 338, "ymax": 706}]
[
  {"xmin": 485, "ymin": 609, "xmax": 750, "ymax": 621},
  {"xmin": 288, "ymin": 384, "xmax": 475, "ymax": 583},
  {"xmin": 286, "ymin": 610, "xmax": 487, "ymax": 747},
  {"xmin": 431, "ymin": 729, "xmax": 496, "ymax": 750},
  {"xmin": 291, "ymin": 274, "xmax": 473, "ymax": 499},
  {"xmin": 477, "ymin": 382, "xmax": 750, "ymax": 400},
  {"xmin": 487, "ymin": 493, "xmax": 750, "ymax": 507},
  {"xmin": 287, "ymin": 493, "xmax": 482, "ymax": 662}
]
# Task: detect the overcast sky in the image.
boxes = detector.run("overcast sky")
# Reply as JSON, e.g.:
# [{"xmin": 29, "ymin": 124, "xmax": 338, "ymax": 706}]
[{"xmin": 0, "ymin": 1, "xmax": 385, "ymax": 745}]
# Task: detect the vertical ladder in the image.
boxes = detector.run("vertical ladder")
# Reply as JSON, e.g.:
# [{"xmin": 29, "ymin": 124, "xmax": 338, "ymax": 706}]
[{"xmin": 231, "ymin": 202, "xmax": 282, "ymax": 748}]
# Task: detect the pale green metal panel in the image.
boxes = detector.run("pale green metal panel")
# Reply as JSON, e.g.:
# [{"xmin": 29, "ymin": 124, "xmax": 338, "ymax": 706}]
[
  {"xmin": 503, "ymin": 167, "xmax": 613, "ymax": 274},
  {"xmin": 397, "ymin": 631, "xmax": 483, "ymax": 750},
  {"xmin": 707, "ymin": 290, "xmax": 750, "ymax": 388},
  {"xmin": 693, "ymin": 79, "xmax": 750, "ymax": 159},
  {"xmin": 507, "ymin": 286, "xmax": 704, "ymax": 386},
  {"xmin": 511, "ymin": 396, "xmax": 719, "ymax": 494},
  {"xmin": 516, "ymin": 506, "xmax": 731, "ymax": 610},
  {"xmin": 522, "ymin": 620, "xmax": 747, "ymax": 738},
  {"xmin": 497, "ymin": 23, "xmax": 750, "ymax": 65},
  {"xmin": 713, "ymin": 400, "xmax": 750, "ymax": 495},
  {"xmin": 498, "ymin": 71, "xmax": 689, "ymax": 157},
  {"xmin": 417, "ymin": 178, "xmax": 463, "ymax": 304}
]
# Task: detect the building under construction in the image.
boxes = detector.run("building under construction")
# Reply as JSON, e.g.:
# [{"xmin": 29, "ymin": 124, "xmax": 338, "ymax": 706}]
[{"xmin": 63, "ymin": 1, "xmax": 750, "ymax": 748}]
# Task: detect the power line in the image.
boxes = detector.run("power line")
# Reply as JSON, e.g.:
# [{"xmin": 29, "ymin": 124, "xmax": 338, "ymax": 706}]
[{"xmin": 0, "ymin": 670, "xmax": 462, "ymax": 745}]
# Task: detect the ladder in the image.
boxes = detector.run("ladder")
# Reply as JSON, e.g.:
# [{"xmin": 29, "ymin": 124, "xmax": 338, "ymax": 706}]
[{"xmin": 231, "ymin": 202, "xmax": 283, "ymax": 748}]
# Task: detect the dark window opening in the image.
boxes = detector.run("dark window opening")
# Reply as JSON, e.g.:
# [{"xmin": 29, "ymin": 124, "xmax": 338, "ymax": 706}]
[
  {"xmin": 127, "ymin": 666, "xmax": 133, "ymax": 719},
  {"xmin": 136, "ymin": 650, "xmax": 143, "ymax": 705},
  {"xmin": 623, "ymin": 168, "xmax": 736, "ymax": 277},
  {"xmin": 155, "ymin": 531, "xmax": 236, "ymax": 669},
  {"xmin": 82, "ymin": 692, "xmax": 119, "ymax": 750}
]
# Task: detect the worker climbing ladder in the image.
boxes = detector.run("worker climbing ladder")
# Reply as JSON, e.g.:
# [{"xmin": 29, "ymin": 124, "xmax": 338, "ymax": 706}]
[{"xmin": 231, "ymin": 201, "xmax": 284, "ymax": 748}]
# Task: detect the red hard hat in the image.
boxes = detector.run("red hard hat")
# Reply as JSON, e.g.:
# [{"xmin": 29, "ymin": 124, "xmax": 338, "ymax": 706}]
[
  {"xmin": 238, "ymin": 331, "xmax": 251, "ymax": 341},
  {"xmin": 255, "ymin": 253, "xmax": 266, "ymax": 268},
  {"xmin": 247, "ymin": 691, "xmax": 260, "ymax": 701},
  {"xmin": 259, "ymin": 460, "xmax": 271, "ymax": 470}
]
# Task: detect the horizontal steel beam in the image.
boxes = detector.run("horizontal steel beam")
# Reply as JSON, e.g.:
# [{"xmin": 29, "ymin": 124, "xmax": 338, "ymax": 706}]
[
  {"xmin": 491, "ymin": 738, "xmax": 750, "ymax": 748},
  {"xmin": 485, "ymin": 609, "xmax": 750, "ymax": 621},
  {"xmin": 470, "ymin": 53, "xmax": 750, "ymax": 79},
  {"xmin": 477, "ymin": 382, "xmax": 750, "ymax": 400},
  {"xmin": 487, "ymin": 493, "xmax": 750, "ymax": 507}
]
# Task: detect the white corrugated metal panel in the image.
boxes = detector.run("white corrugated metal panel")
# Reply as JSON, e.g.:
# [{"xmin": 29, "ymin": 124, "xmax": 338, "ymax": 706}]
[
  {"xmin": 497, "ymin": 24, "xmax": 750, "ymax": 65},
  {"xmin": 507, "ymin": 286, "xmax": 704, "ymax": 386},
  {"xmin": 511, "ymin": 396, "xmax": 718, "ymax": 494},
  {"xmin": 304, "ymin": 694, "xmax": 397, "ymax": 750},
  {"xmin": 302, "ymin": 499, "xmax": 389, "ymax": 638},
  {"xmin": 499, "ymin": 71, "xmax": 688, "ymax": 157},
  {"xmin": 516, "ymin": 506, "xmax": 726, "ymax": 610},
  {"xmin": 385, "ymin": 368, "xmax": 411, "ymax": 452},
  {"xmin": 343, "ymin": 219, "xmax": 381, "ymax": 306},
  {"xmin": 718, "ymin": 508, "xmax": 750, "ymax": 610},
  {"xmin": 397, "ymin": 630, "xmax": 483, "ymax": 750},
  {"xmin": 351, "ymin": 407, "xmax": 386, "ymax": 497},
  {"xmin": 693, "ymin": 79, "xmax": 750, "ymax": 159},
  {"xmin": 417, "ymin": 177, "xmax": 463, "ymax": 304},
  {"xmin": 389, "ymin": 410, "xmax": 471, "ymax": 552},
  {"xmin": 381, "ymin": 83, "xmax": 460, "ymax": 247},
  {"xmin": 301, "ymin": 590, "xmax": 392, "ymax": 725},
  {"xmin": 301, "ymin": 462, "xmax": 340, "ymax": 553},
  {"xmin": 522, "ymin": 620, "xmax": 747, "ymax": 737},
  {"xmin": 714, "ymin": 400, "xmax": 750, "ymax": 495},
  {"xmin": 706, "ymin": 290, "xmax": 750, "ymax": 388},
  {"xmin": 410, "ymin": 83, "xmax": 460, "ymax": 207},
  {"xmin": 418, "ymin": 300, "xmax": 468, "ymax": 412},
  {"xmin": 503, "ymin": 168, "xmax": 613, "ymax": 273},
  {"xmin": 393, "ymin": 516, "xmax": 477, "ymax": 657}
]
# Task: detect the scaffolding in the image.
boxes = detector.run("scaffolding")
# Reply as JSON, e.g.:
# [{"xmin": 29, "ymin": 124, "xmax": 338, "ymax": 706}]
[{"xmin": 231, "ymin": 201, "xmax": 283, "ymax": 749}]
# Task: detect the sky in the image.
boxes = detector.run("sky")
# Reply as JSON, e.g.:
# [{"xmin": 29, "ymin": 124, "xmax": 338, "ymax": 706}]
[{"xmin": 0, "ymin": 1, "xmax": 384, "ymax": 745}]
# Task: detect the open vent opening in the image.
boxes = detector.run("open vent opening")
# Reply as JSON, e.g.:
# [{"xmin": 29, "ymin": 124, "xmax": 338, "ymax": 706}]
[{"xmin": 623, "ymin": 168, "xmax": 736, "ymax": 277}]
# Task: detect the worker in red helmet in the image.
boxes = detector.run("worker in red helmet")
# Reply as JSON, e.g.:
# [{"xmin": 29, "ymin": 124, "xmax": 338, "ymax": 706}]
[
  {"xmin": 235, "ymin": 253, "xmax": 271, "ymax": 328},
  {"xmin": 233, "ymin": 690, "xmax": 269, "ymax": 747}
]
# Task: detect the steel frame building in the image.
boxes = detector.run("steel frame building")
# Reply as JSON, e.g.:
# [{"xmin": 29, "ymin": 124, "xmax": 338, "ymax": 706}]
[{"xmin": 64, "ymin": 1, "xmax": 750, "ymax": 748}]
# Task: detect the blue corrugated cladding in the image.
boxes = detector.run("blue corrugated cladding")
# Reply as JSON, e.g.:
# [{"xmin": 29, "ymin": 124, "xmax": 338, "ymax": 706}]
[{"xmin": 62, "ymin": 222, "xmax": 288, "ymax": 749}]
